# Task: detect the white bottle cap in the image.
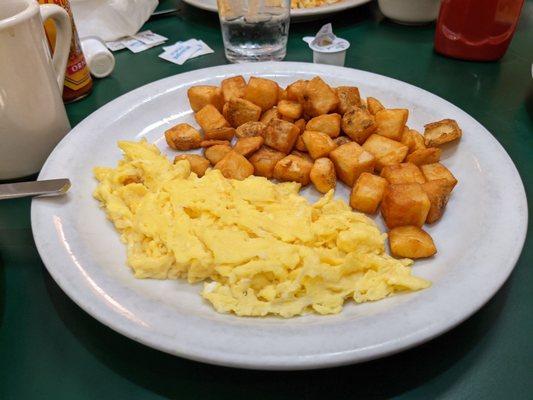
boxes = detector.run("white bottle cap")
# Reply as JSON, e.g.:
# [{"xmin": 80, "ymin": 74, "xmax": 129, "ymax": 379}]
[{"xmin": 80, "ymin": 36, "xmax": 115, "ymax": 78}]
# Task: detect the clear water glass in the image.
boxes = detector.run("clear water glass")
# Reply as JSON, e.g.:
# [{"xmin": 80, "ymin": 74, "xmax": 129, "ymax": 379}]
[{"xmin": 217, "ymin": 0, "xmax": 291, "ymax": 63}]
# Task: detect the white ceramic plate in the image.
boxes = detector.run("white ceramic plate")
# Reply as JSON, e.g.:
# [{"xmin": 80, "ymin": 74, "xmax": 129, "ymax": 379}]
[
  {"xmin": 32, "ymin": 62, "xmax": 527, "ymax": 370},
  {"xmin": 182, "ymin": 0, "xmax": 371, "ymax": 20}
]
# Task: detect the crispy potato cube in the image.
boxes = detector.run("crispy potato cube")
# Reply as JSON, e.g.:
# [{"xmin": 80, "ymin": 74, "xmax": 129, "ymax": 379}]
[
  {"xmin": 401, "ymin": 128, "xmax": 426, "ymax": 153},
  {"xmin": 405, "ymin": 147, "xmax": 441, "ymax": 166},
  {"xmin": 286, "ymin": 80, "xmax": 308, "ymax": 102},
  {"xmin": 302, "ymin": 76, "xmax": 339, "ymax": 117},
  {"xmin": 294, "ymin": 118, "xmax": 307, "ymax": 133},
  {"xmin": 424, "ymin": 119, "xmax": 462, "ymax": 146},
  {"xmin": 350, "ymin": 172, "xmax": 388, "ymax": 214},
  {"xmin": 295, "ymin": 134, "xmax": 307, "ymax": 152},
  {"xmin": 221, "ymin": 75, "xmax": 246, "ymax": 102},
  {"xmin": 273, "ymin": 155, "xmax": 313, "ymax": 185},
  {"xmin": 362, "ymin": 134, "xmax": 409, "ymax": 171},
  {"xmin": 333, "ymin": 136, "xmax": 352, "ymax": 146},
  {"xmin": 306, "ymin": 113, "xmax": 342, "ymax": 138},
  {"xmin": 264, "ymin": 118, "xmax": 300, "ymax": 153},
  {"xmin": 301, "ymin": 130, "xmax": 337, "ymax": 159},
  {"xmin": 204, "ymin": 126, "xmax": 235, "ymax": 141},
  {"xmin": 341, "ymin": 106, "xmax": 376, "ymax": 143},
  {"xmin": 214, "ymin": 151, "xmax": 254, "ymax": 180},
  {"xmin": 290, "ymin": 149, "xmax": 313, "ymax": 163},
  {"xmin": 381, "ymin": 183, "xmax": 431, "ymax": 228},
  {"xmin": 277, "ymin": 100, "xmax": 303, "ymax": 120},
  {"xmin": 310, "ymin": 158, "xmax": 336, "ymax": 193},
  {"xmin": 223, "ymin": 98, "xmax": 262, "ymax": 128},
  {"xmin": 235, "ymin": 121, "xmax": 266, "ymax": 138},
  {"xmin": 389, "ymin": 226, "xmax": 437, "ymax": 259},
  {"xmin": 200, "ymin": 139, "xmax": 231, "ymax": 147},
  {"xmin": 375, "ymin": 109, "xmax": 409, "ymax": 141},
  {"xmin": 244, "ymin": 77, "xmax": 279, "ymax": 111},
  {"xmin": 336, "ymin": 86, "xmax": 361, "ymax": 114},
  {"xmin": 260, "ymin": 107, "xmax": 281, "ymax": 124},
  {"xmin": 329, "ymin": 142, "xmax": 376, "ymax": 186},
  {"xmin": 174, "ymin": 154, "xmax": 210, "ymax": 177},
  {"xmin": 420, "ymin": 163, "xmax": 458, "ymax": 189},
  {"xmin": 248, "ymin": 146, "xmax": 286, "ymax": 178},
  {"xmin": 381, "ymin": 163, "xmax": 426, "ymax": 184},
  {"xmin": 204, "ymin": 144, "xmax": 232, "ymax": 165},
  {"xmin": 195, "ymin": 105, "xmax": 229, "ymax": 132},
  {"xmin": 233, "ymin": 136, "xmax": 264, "ymax": 157},
  {"xmin": 367, "ymin": 97, "xmax": 384, "ymax": 115},
  {"xmin": 187, "ymin": 85, "xmax": 224, "ymax": 112},
  {"xmin": 422, "ymin": 179, "xmax": 454, "ymax": 223},
  {"xmin": 165, "ymin": 123, "xmax": 202, "ymax": 150},
  {"xmin": 278, "ymin": 87, "xmax": 288, "ymax": 100}
]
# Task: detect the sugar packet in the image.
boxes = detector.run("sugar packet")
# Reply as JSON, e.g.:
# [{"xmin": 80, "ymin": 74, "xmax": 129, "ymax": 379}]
[{"xmin": 159, "ymin": 39, "xmax": 214, "ymax": 65}]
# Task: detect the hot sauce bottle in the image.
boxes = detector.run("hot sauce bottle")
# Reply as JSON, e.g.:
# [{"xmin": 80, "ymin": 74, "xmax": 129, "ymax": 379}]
[{"xmin": 39, "ymin": 0, "xmax": 93, "ymax": 102}]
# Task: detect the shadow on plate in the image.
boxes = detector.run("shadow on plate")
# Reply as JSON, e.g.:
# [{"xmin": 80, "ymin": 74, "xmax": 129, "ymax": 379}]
[{"xmin": 45, "ymin": 270, "xmax": 511, "ymax": 399}]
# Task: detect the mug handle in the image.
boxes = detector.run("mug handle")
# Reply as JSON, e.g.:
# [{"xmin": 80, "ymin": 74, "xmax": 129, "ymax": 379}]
[{"xmin": 39, "ymin": 4, "xmax": 72, "ymax": 89}]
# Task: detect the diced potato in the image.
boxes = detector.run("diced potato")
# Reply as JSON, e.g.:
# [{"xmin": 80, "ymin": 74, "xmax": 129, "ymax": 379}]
[
  {"xmin": 362, "ymin": 134, "xmax": 409, "ymax": 171},
  {"xmin": 286, "ymin": 80, "xmax": 308, "ymax": 102},
  {"xmin": 405, "ymin": 147, "xmax": 441, "ymax": 166},
  {"xmin": 367, "ymin": 97, "xmax": 384, "ymax": 115},
  {"xmin": 248, "ymin": 146, "xmax": 285, "ymax": 178},
  {"xmin": 278, "ymin": 87, "xmax": 288, "ymax": 100},
  {"xmin": 350, "ymin": 172, "xmax": 388, "ymax": 214},
  {"xmin": 221, "ymin": 75, "xmax": 246, "ymax": 102},
  {"xmin": 381, "ymin": 183, "xmax": 431, "ymax": 228},
  {"xmin": 233, "ymin": 136, "xmax": 264, "ymax": 157},
  {"xmin": 380, "ymin": 163, "xmax": 426, "ymax": 184},
  {"xmin": 165, "ymin": 123, "xmax": 202, "ymax": 150},
  {"xmin": 329, "ymin": 142, "xmax": 376, "ymax": 186},
  {"xmin": 336, "ymin": 86, "xmax": 361, "ymax": 114},
  {"xmin": 375, "ymin": 109, "xmax": 409, "ymax": 141},
  {"xmin": 300, "ymin": 130, "xmax": 336, "ymax": 159},
  {"xmin": 235, "ymin": 121, "xmax": 266, "ymax": 138},
  {"xmin": 401, "ymin": 128, "xmax": 426, "ymax": 153},
  {"xmin": 333, "ymin": 136, "xmax": 352, "ymax": 146},
  {"xmin": 420, "ymin": 162, "xmax": 457, "ymax": 189},
  {"xmin": 341, "ymin": 106, "xmax": 376, "ymax": 143},
  {"xmin": 295, "ymin": 134, "xmax": 307, "ymax": 152},
  {"xmin": 223, "ymin": 98, "xmax": 262, "ymax": 128},
  {"xmin": 294, "ymin": 118, "xmax": 307, "ymax": 133},
  {"xmin": 424, "ymin": 119, "xmax": 462, "ymax": 146},
  {"xmin": 174, "ymin": 154, "xmax": 210, "ymax": 177},
  {"xmin": 302, "ymin": 76, "xmax": 339, "ymax": 117},
  {"xmin": 195, "ymin": 104, "xmax": 229, "ymax": 132},
  {"xmin": 187, "ymin": 85, "xmax": 224, "ymax": 112},
  {"xmin": 214, "ymin": 150, "xmax": 254, "ymax": 180},
  {"xmin": 200, "ymin": 139, "xmax": 231, "ymax": 147},
  {"xmin": 290, "ymin": 149, "xmax": 313, "ymax": 163},
  {"xmin": 306, "ymin": 114, "xmax": 342, "ymax": 138},
  {"xmin": 389, "ymin": 226, "xmax": 437, "ymax": 258},
  {"xmin": 204, "ymin": 144, "xmax": 232, "ymax": 165},
  {"xmin": 277, "ymin": 100, "xmax": 303, "ymax": 119},
  {"xmin": 244, "ymin": 77, "xmax": 279, "ymax": 111},
  {"xmin": 422, "ymin": 179, "xmax": 454, "ymax": 223},
  {"xmin": 204, "ymin": 126, "xmax": 235, "ymax": 141},
  {"xmin": 264, "ymin": 118, "xmax": 300, "ymax": 153},
  {"xmin": 310, "ymin": 158, "xmax": 336, "ymax": 193},
  {"xmin": 273, "ymin": 155, "xmax": 313, "ymax": 185},
  {"xmin": 260, "ymin": 107, "xmax": 282, "ymax": 124}
]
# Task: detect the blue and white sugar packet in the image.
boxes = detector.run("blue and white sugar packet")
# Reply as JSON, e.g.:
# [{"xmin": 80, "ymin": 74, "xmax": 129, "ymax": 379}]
[
  {"xmin": 106, "ymin": 30, "xmax": 168, "ymax": 53},
  {"xmin": 159, "ymin": 39, "xmax": 214, "ymax": 65}
]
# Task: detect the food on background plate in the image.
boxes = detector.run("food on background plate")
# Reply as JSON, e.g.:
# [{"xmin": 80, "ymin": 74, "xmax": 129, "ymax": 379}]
[
  {"xmin": 291, "ymin": 0, "xmax": 342, "ymax": 10},
  {"xmin": 94, "ymin": 141, "xmax": 429, "ymax": 317}
]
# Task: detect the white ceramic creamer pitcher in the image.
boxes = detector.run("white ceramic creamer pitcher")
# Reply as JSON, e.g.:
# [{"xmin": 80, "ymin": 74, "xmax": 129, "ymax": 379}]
[{"xmin": 0, "ymin": 0, "xmax": 72, "ymax": 180}]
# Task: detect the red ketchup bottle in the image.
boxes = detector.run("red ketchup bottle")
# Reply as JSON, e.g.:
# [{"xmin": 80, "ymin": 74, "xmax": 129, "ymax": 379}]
[{"xmin": 434, "ymin": 0, "xmax": 525, "ymax": 61}]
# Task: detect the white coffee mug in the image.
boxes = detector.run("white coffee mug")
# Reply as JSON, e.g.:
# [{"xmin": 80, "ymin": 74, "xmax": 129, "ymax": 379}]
[{"xmin": 0, "ymin": 0, "xmax": 72, "ymax": 180}]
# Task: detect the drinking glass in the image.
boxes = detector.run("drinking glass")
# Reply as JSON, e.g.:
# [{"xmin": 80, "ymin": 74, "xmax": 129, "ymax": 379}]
[{"xmin": 217, "ymin": 0, "xmax": 290, "ymax": 63}]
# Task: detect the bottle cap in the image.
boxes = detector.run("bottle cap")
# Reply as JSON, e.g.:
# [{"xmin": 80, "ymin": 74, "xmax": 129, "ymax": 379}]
[{"xmin": 80, "ymin": 36, "xmax": 115, "ymax": 78}]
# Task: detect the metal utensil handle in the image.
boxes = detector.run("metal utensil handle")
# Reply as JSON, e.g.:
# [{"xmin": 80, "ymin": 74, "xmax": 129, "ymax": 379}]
[{"xmin": 0, "ymin": 179, "xmax": 71, "ymax": 200}]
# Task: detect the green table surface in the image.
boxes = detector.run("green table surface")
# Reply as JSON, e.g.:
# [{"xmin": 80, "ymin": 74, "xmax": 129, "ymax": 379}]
[{"xmin": 1, "ymin": 1, "xmax": 532, "ymax": 398}]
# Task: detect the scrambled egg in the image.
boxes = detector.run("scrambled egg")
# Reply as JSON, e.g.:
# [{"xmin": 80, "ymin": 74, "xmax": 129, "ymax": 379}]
[{"xmin": 94, "ymin": 141, "xmax": 430, "ymax": 317}]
